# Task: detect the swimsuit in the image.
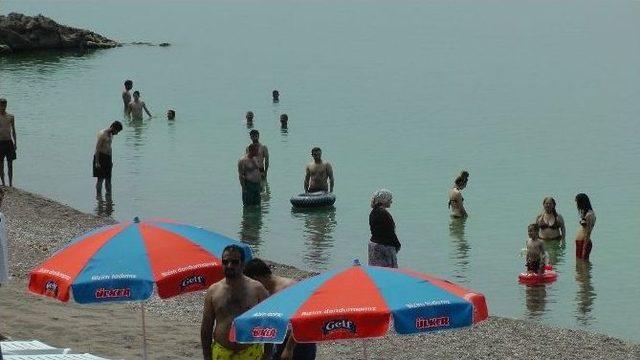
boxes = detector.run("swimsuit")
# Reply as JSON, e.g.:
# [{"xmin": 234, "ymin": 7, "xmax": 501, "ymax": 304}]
[
  {"xmin": 0, "ymin": 140, "xmax": 16, "ymax": 161},
  {"xmin": 211, "ymin": 343, "xmax": 263, "ymax": 360},
  {"xmin": 242, "ymin": 181, "xmax": 261, "ymax": 206},
  {"xmin": 92, "ymin": 152, "xmax": 113, "ymax": 179},
  {"xmin": 575, "ymin": 240, "xmax": 592, "ymax": 260}
]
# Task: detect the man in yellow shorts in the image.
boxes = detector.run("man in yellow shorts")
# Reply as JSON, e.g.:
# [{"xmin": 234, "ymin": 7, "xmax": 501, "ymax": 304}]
[{"xmin": 201, "ymin": 245, "xmax": 270, "ymax": 360}]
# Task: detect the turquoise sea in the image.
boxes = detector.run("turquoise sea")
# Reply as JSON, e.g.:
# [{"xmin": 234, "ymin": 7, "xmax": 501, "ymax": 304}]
[{"xmin": 2, "ymin": 0, "xmax": 639, "ymax": 341}]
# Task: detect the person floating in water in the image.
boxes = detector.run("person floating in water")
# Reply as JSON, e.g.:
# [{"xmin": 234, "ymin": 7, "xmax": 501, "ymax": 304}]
[
  {"xmin": 245, "ymin": 111, "xmax": 254, "ymax": 128},
  {"xmin": 448, "ymin": 170, "xmax": 469, "ymax": 217},
  {"xmin": 122, "ymin": 79, "xmax": 133, "ymax": 114},
  {"xmin": 575, "ymin": 193, "xmax": 596, "ymax": 260},
  {"xmin": 272, "ymin": 89, "xmax": 280, "ymax": 103},
  {"xmin": 525, "ymin": 223, "xmax": 547, "ymax": 275},
  {"xmin": 245, "ymin": 130, "xmax": 269, "ymax": 182},
  {"xmin": 535, "ymin": 197, "xmax": 566, "ymax": 245},
  {"xmin": 127, "ymin": 91, "xmax": 152, "ymax": 121},
  {"xmin": 93, "ymin": 121, "xmax": 123, "ymax": 197},
  {"xmin": 0, "ymin": 98, "xmax": 17, "ymax": 187},
  {"xmin": 304, "ymin": 147, "xmax": 334, "ymax": 193},
  {"xmin": 167, "ymin": 109, "xmax": 175, "ymax": 120},
  {"xmin": 238, "ymin": 143, "xmax": 262, "ymax": 206},
  {"xmin": 280, "ymin": 113, "xmax": 288, "ymax": 129}
]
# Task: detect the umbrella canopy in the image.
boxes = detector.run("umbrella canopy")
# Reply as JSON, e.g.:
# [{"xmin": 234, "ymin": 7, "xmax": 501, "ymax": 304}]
[
  {"xmin": 231, "ymin": 263, "xmax": 488, "ymax": 344},
  {"xmin": 28, "ymin": 217, "xmax": 252, "ymax": 303}
]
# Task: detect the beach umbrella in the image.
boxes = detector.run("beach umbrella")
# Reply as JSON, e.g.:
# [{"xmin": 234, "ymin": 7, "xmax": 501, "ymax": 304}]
[
  {"xmin": 231, "ymin": 260, "xmax": 488, "ymax": 359},
  {"xmin": 27, "ymin": 217, "xmax": 252, "ymax": 359}
]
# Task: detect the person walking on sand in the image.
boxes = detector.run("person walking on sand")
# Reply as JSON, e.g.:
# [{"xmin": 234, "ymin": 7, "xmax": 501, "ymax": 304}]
[
  {"xmin": 575, "ymin": 193, "xmax": 596, "ymax": 260},
  {"xmin": 368, "ymin": 189, "xmax": 401, "ymax": 268},
  {"xmin": 0, "ymin": 188, "xmax": 9, "ymax": 287},
  {"xmin": 244, "ymin": 258, "xmax": 317, "ymax": 360},
  {"xmin": 304, "ymin": 147, "xmax": 334, "ymax": 193},
  {"xmin": 201, "ymin": 245, "xmax": 269, "ymax": 360},
  {"xmin": 238, "ymin": 144, "xmax": 263, "ymax": 206},
  {"xmin": 535, "ymin": 197, "xmax": 566, "ymax": 245},
  {"xmin": 0, "ymin": 99, "xmax": 17, "ymax": 187},
  {"xmin": 246, "ymin": 130, "xmax": 269, "ymax": 181},
  {"xmin": 93, "ymin": 121, "xmax": 123, "ymax": 197},
  {"xmin": 122, "ymin": 80, "xmax": 133, "ymax": 114},
  {"xmin": 448, "ymin": 171, "xmax": 469, "ymax": 217},
  {"xmin": 127, "ymin": 91, "xmax": 152, "ymax": 120}
]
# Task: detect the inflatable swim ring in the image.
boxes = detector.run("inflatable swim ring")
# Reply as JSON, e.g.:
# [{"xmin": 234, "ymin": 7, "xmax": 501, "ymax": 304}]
[
  {"xmin": 290, "ymin": 192, "xmax": 336, "ymax": 208},
  {"xmin": 518, "ymin": 266, "xmax": 557, "ymax": 285}
]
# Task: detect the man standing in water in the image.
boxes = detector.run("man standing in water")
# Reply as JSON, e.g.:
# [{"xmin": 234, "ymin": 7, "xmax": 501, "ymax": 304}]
[
  {"xmin": 201, "ymin": 245, "xmax": 269, "ymax": 360},
  {"xmin": 122, "ymin": 80, "xmax": 133, "ymax": 114},
  {"xmin": 238, "ymin": 144, "xmax": 263, "ymax": 206},
  {"xmin": 127, "ymin": 91, "xmax": 152, "ymax": 120},
  {"xmin": 246, "ymin": 130, "xmax": 269, "ymax": 181},
  {"xmin": 93, "ymin": 121, "xmax": 123, "ymax": 197},
  {"xmin": 244, "ymin": 258, "xmax": 317, "ymax": 360},
  {"xmin": 0, "ymin": 99, "xmax": 17, "ymax": 187},
  {"xmin": 304, "ymin": 147, "xmax": 334, "ymax": 193},
  {"xmin": 245, "ymin": 111, "xmax": 255, "ymax": 128}
]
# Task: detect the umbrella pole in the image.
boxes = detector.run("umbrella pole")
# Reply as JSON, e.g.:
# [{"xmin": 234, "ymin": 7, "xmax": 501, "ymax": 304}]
[{"xmin": 141, "ymin": 302, "xmax": 148, "ymax": 360}]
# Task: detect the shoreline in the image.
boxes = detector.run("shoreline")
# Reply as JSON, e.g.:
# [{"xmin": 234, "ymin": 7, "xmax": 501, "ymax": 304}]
[{"xmin": 0, "ymin": 187, "xmax": 638, "ymax": 359}]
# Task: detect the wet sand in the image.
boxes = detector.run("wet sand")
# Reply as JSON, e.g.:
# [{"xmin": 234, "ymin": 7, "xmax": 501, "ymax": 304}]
[{"xmin": 0, "ymin": 187, "xmax": 638, "ymax": 359}]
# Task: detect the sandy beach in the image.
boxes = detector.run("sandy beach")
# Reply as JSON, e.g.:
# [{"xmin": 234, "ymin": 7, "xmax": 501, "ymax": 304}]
[{"xmin": 0, "ymin": 187, "xmax": 638, "ymax": 359}]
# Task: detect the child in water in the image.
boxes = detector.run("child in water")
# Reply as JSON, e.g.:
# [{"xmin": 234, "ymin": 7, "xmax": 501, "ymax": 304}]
[{"xmin": 525, "ymin": 223, "xmax": 548, "ymax": 274}]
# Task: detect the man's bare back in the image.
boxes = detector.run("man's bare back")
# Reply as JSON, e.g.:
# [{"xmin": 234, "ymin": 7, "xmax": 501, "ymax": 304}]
[
  {"xmin": 95, "ymin": 129, "xmax": 113, "ymax": 155},
  {"xmin": 238, "ymin": 156, "xmax": 262, "ymax": 184}
]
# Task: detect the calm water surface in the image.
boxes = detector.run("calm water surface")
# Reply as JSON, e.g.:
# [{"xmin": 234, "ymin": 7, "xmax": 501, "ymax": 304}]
[{"xmin": 2, "ymin": 0, "xmax": 639, "ymax": 341}]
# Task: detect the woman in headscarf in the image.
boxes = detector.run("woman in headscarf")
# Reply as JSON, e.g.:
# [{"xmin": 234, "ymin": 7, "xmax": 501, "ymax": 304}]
[{"xmin": 368, "ymin": 189, "xmax": 401, "ymax": 268}]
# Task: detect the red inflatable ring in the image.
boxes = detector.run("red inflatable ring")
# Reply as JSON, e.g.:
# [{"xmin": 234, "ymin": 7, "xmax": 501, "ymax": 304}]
[{"xmin": 518, "ymin": 267, "xmax": 558, "ymax": 285}]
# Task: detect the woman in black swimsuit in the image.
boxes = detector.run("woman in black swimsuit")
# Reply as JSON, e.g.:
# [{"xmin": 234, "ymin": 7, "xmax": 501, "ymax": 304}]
[{"xmin": 535, "ymin": 197, "xmax": 566, "ymax": 244}]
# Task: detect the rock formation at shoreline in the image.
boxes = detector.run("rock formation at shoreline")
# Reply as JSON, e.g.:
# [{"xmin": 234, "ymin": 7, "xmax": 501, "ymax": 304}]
[{"xmin": 0, "ymin": 13, "xmax": 119, "ymax": 54}]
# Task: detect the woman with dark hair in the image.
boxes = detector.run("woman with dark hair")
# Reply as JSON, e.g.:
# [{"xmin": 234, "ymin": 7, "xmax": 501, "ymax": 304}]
[
  {"xmin": 536, "ymin": 197, "xmax": 566, "ymax": 245},
  {"xmin": 448, "ymin": 171, "xmax": 469, "ymax": 217},
  {"xmin": 368, "ymin": 189, "xmax": 401, "ymax": 268},
  {"xmin": 575, "ymin": 193, "xmax": 596, "ymax": 260}
]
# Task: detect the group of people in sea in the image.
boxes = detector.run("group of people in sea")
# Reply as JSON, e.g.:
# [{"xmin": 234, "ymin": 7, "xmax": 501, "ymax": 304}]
[
  {"xmin": 0, "ymin": 82, "xmax": 599, "ymax": 360},
  {"xmin": 367, "ymin": 169, "xmax": 596, "ymax": 273}
]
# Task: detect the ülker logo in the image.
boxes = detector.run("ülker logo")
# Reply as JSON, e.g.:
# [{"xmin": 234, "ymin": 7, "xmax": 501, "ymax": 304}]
[
  {"xmin": 95, "ymin": 287, "xmax": 131, "ymax": 299},
  {"xmin": 415, "ymin": 316, "xmax": 450, "ymax": 329},
  {"xmin": 251, "ymin": 327, "xmax": 277, "ymax": 339},
  {"xmin": 322, "ymin": 319, "xmax": 356, "ymax": 335}
]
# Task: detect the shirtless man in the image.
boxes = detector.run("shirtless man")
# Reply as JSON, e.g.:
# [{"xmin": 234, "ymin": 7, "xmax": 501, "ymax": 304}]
[
  {"xmin": 201, "ymin": 245, "xmax": 269, "ymax": 360},
  {"xmin": 0, "ymin": 99, "xmax": 17, "ymax": 187},
  {"xmin": 246, "ymin": 130, "xmax": 269, "ymax": 181},
  {"xmin": 279, "ymin": 114, "xmax": 288, "ymax": 129},
  {"xmin": 238, "ymin": 144, "xmax": 263, "ymax": 206},
  {"xmin": 93, "ymin": 121, "xmax": 123, "ymax": 197},
  {"xmin": 127, "ymin": 91, "xmax": 152, "ymax": 121},
  {"xmin": 244, "ymin": 259, "xmax": 316, "ymax": 360},
  {"xmin": 122, "ymin": 80, "xmax": 133, "ymax": 114},
  {"xmin": 304, "ymin": 147, "xmax": 334, "ymax": 193}
]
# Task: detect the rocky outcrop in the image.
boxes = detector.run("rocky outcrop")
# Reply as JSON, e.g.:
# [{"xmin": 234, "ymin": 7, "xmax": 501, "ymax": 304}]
[{"xmin": 0, "ymin": 13, "xmax": 119, "ymax": 53}]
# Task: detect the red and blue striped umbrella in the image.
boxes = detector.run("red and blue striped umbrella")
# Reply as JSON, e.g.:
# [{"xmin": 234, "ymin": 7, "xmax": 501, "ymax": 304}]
[
  {"xmin": 28, "ymin": 217, "xmax": 252, "ymax": 303},
  {"xmin": 231, "ymin": 262, "xmax": 488, "ymax": 344}
]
